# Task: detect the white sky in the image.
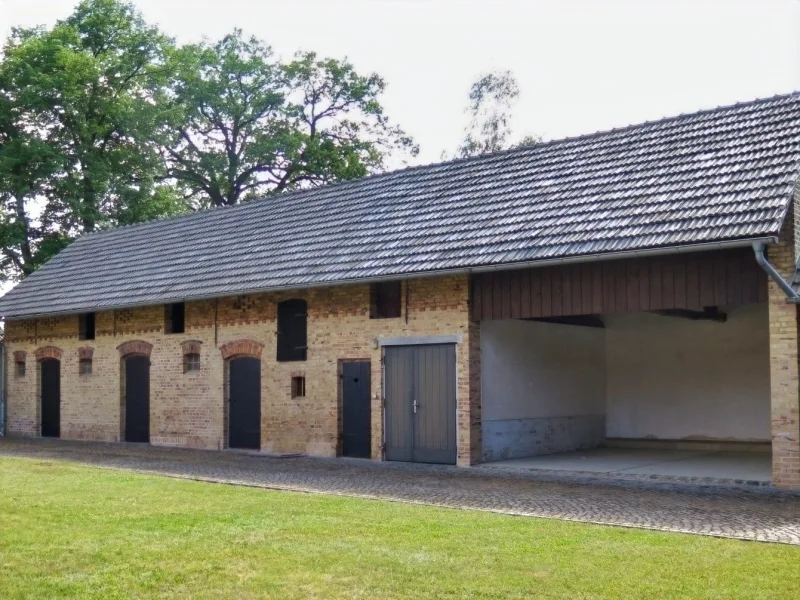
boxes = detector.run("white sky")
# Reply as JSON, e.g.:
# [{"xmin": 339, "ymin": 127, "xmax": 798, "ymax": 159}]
[{"xmin": 1, "ymin": 0, "xmax": 799, "ymax": 165}]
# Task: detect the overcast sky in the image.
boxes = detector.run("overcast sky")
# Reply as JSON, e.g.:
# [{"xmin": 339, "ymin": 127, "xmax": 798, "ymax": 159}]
[{"xmin": 1, "ymin": 0, "xmax": 799, "ymax": 165}]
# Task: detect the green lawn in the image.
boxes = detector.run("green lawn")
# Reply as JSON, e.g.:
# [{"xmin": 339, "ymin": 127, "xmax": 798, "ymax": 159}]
[{"xmin": 0, "ymin": 458, "xmax": 798, "ymax": 600}]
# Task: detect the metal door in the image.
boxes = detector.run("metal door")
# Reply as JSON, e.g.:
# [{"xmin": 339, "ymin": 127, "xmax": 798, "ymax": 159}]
[
  {"xmin": 341, "ymin": 361, "xmax": 371, "ymax": 458},
  {"xmin": 40, "ymin": 358, "xmax": 60, "ymax": 438},
  {"xmin": 124, "ymin": 355, "xmax": 150, "ymax": 442},
  {"xmin": 228, "ymin": 357, "xmax": 261, "ymax": 449},
  {"xmin": 384, "ymin": 344, "xmax": 456, "ymax": 464}
]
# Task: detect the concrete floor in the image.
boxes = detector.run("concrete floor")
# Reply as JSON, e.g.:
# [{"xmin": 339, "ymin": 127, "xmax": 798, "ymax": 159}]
[{"xmin": 482, "ymin": 448, "xmax": 772, "ymax": 482}]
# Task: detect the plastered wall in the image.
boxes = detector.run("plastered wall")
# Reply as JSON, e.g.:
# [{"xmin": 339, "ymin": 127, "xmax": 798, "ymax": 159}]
[
  {"xmin": 480, "ymin": 303, "xmax": 771, "ymax": 460},
  {"xmin": 480, "ymin": 319, "xmax": 606, "ymax": 460},
  {"xmin": 605, "ymin": 303, "xmax": 770, "ymax": 441}
]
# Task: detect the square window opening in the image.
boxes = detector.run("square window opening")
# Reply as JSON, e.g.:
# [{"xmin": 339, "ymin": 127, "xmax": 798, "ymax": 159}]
[
  {"xmin": 79, "ymin": 358, "xmax": 92, "ymax": 376},
  {"xmin": 15, "ymin": 361, "xmax": 25, "ymax": 377},
  {"xmin": 370, "ymin": 281, "xmax": 402, "ymax": 319},
  {"xmin": 79, "ymin": 312, "xmax": 96, "ymax": 341},
  {"xmin": 184, "ymin": 353, "xmax": 200, "ymax": 373},
  {"xmin": 291, "ymin": 376, "xmax": 306, "ymax": 398},
  {"xmin": 165, "ymin": 302, "xmax": 186, "ymax": 334}
]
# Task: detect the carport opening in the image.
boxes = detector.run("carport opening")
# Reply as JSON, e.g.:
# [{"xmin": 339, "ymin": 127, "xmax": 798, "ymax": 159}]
[{"xmin": 480, "ymin": 302, "xmax": 771, "ymax": 483}]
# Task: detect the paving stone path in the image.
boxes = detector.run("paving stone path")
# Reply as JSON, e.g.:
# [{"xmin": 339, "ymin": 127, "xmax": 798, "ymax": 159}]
[{"xmin": 2, "ymin": 437, "xmax": 799, "ymax": 545}]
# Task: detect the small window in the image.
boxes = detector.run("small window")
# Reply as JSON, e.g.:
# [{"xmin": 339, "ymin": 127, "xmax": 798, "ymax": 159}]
[
  {"xmin": 165, "ymin": 302, "xmax": 185, "ymax": 334},
  {"xmin": 370, "ymin": 281, "xmax": 402, "ymax": 319},
  {"xmin": 15, "ymin": 361, "xmax": 25, "ymax": 377},
  {"xmin": 277, "ymin": 299, "xmax": 307, "ymax": 362},
  {"xmin": 79, "ymin": 312, "xmax": 96, "ymax": 340},
  {"xmin": 184, "ymin": 353, "xmax": 200, "ymax": 373},
  {"xmin": 291, "ymin": 376, "xmax": 306, "ymax": 398},
  {"xmin": 79, "ymin": 358, "xmax": 92, "ymax": 376}
]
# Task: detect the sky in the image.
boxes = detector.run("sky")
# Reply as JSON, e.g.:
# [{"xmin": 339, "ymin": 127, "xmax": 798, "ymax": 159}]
[{"xmin": 1, "ymin": 0, "xmax": 799, "ymax": 165}]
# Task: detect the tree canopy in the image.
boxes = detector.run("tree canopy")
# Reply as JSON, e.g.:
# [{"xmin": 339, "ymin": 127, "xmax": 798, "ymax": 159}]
[
  {"xmin": 0, "ymin": 0, "xmax": 416, "ymax": 281},
  {"xmin": 0, "ymin": 0, "xmax": 183, "ymax": 279},
  {"xmin": 162, "ymin": 31, "xmax": 417, "ymax": 208},
  {"xmin": 453, "ymin": 70, "xmax": 540, "ymax": 159}
]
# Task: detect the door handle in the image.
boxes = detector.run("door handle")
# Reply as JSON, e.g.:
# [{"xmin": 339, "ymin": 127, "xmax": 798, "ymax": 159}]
[{"xmin": 412, "ymin": 399, "xmax": 418, "ymax": 414}]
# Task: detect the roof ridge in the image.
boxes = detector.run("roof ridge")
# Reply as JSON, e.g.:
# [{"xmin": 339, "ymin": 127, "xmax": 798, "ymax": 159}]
[{"xmin": 73, "ymin": 90, "xmax": 800, "ymax": 243}]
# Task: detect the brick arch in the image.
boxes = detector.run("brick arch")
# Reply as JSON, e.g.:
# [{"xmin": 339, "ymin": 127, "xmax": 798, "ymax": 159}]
[
  {"xmin": 13, "ymin": 350, "xmax": 26, "ymax": 363},
  {"xmin": 181, "ymin": 340, "xmax": 202, "ymax": 356},
  {"xmin": 219, "ymin": 339, "xmax": 264, "ymax": 360},
  {"xmin": 116, "ymin": 340, "xmax": 153, "ymax": 358},
  {"xmin": 78, "ymin": 346, "xmax": 94, "ymax": 360},
  {"xmin": 34, "ymin": 346, "xmax": 63, "ymax": 361}
]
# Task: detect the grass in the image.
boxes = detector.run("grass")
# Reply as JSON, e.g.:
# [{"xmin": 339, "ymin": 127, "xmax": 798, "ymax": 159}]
[{"xmin": 0, "ymin": 458, "xmax": 798, "ymax": 599}]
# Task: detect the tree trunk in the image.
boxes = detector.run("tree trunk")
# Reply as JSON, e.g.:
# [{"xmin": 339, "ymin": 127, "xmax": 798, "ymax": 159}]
[
  {"xmin": 82, "ymin": 174, "xmax": 96, "ymax": 232},
  {"xmin": 14, "ymin": 193, "xmax": 34, "ymax": 275}
]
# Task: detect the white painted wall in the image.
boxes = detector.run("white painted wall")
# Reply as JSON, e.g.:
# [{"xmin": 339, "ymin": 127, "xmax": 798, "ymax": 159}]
[
  {"xmin": 481, "ymin": 320, "xmax": 606, "ymax": 420},
  {"xmin": 605, "ymin": 303, "xmax": 770, "ymax": 441}
]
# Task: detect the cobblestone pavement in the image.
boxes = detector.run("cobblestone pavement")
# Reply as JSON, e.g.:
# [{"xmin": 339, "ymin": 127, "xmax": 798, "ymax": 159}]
[{"xmin": 2, "ymin": 437, "xmax": 799, "ymax": 545}]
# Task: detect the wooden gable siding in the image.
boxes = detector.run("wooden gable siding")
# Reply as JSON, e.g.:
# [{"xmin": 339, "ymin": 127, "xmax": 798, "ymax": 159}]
[{"xmin": 470, "ymin": 248, "xmax": 768, "ymax": 321}]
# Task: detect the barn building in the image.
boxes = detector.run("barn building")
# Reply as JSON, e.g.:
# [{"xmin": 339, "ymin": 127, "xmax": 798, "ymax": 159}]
[{"xmin": 1, "ymin": 93, "xmax": 799, "ymax": 489}]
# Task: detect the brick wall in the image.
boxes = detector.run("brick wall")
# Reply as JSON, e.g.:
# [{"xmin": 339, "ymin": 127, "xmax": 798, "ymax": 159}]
[
  {"xmin": 768, "ymin": 208, "xmax": 800, "ymax": 489},
  {"xmin": 4, "ymin": 275, "xmax": 481, "ymax": 464},
  {"xmin": 7, "ymin": 239, "xmax": 798, "ymax": 486}
]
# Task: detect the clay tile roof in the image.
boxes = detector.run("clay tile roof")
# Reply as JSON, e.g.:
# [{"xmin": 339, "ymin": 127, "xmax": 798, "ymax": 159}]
[{"xmin": 2, "ymin": 92, "xmax": 799, "ymax": 319}]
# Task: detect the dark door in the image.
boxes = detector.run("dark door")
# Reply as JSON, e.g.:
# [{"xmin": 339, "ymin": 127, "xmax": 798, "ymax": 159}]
[
  {"xmin": 341, "ymin": 361, "xmax": 371, "ymax": 458},
  {"xmin": 124, "ymin": 355, "xmax": 150, "ymax": 443},
  {"xmin": 40, "ymin": 359, "xmax": 60, "ymax": 438},
  {"xmin": 229, "ymin": 357, "xmax": 261, "ymax": 449},
  {"xmin": 384, "ymin": 344, "xmax": 456, "ymax": 464}
]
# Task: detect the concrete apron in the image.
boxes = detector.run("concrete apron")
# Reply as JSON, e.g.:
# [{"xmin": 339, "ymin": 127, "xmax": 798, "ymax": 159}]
[{"xmin": 478, "ymin": 448, "xmax": 773, "ymax": 488}]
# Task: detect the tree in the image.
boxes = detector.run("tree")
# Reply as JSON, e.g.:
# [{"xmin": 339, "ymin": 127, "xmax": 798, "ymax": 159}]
[
  {"xmin": 160, "ymin": 30, "xmax": 417, "ymax": 207},
  {"xmin": 0, "ymin": 0, "xmax": 187, "ymax": 281},
  {"xmin": 453, "ymin": 70, "xmax": 539, "ymax": 159},
  {"xmin": 0, "ymin": 2, "xmax": 416, "ymax": 281},
  {"xmin": 0, "ymin": 86, "xmax": 67, "ymax": 277}
]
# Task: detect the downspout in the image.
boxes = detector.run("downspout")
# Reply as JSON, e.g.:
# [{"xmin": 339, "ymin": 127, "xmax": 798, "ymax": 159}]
[{"xmin": 753, "ymin": 241, "xmax": 799, "ymax": 300}]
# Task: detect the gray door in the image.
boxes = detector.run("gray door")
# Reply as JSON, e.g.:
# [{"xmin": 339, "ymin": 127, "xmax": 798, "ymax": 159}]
[
  {"xmin": 341, "ymin": 361, "xmax": 371, "ymax": 458},
  {"xmin": 384, "ymin": 344, "xmax": 456, "ymax": 464},
  {"xmin": 40, "ymin": 359, "xmax": 60, "ymax": 438},
  {"xmin": 229, "ymin": 357, "xmax": 261, "ymax": 450},
  {"xmin": 124, "ymin": 355, "xmax": 150, "ymax": 443}
]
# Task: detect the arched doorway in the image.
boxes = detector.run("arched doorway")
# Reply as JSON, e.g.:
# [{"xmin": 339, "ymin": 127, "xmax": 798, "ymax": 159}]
[
  {"xmin": 117, "ymin": 341, "xmax": 152, "ymax": 443},
  {"xmin": 219, "ymin": 339, "xmax": 264, "ymax": 451},
  {"xmin": 124, "ymin": 355, "xmax": 150, "ymax": 442},
  {"xmin": 228, "ymin": 356, "xmax": 261, "ymax": 449},
  {"xmin": 40, "ymin": 358, "xmax": 61, "ymax": 438}
]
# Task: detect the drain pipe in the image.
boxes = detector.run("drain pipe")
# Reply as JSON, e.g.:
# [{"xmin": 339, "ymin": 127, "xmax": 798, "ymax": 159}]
[{"xmin": 753, "ymin": 241, "xmax": 799, "ymax": 300}]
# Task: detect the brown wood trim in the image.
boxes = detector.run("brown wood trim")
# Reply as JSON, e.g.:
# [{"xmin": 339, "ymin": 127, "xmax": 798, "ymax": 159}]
[{"xmin": 471, "ymin": 248, "xmax": 767, "ymax": 320}]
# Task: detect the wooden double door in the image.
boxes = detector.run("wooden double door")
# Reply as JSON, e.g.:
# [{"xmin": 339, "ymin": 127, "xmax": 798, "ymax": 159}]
[{"xmin": 384, "ymin": 344, "xmax": 456, "ymax": 464}]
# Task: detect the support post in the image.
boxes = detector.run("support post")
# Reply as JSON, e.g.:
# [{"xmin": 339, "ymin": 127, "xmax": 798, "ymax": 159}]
[{"xmin": 767, "ymin": 214, "xmax": 800, "ymax": 489}]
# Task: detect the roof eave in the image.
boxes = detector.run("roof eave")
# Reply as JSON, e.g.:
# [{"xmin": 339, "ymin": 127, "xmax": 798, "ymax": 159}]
[{"xmin": 0, "ymin": 235, "xmax": 778, "ymax": 322}]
